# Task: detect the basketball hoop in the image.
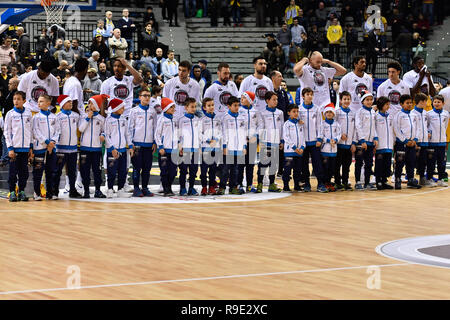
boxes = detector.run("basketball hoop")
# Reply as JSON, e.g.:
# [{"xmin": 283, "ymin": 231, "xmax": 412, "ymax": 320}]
[{"xmin": 40, "ymin": 0, "xmax": 68, "ymax": 25}]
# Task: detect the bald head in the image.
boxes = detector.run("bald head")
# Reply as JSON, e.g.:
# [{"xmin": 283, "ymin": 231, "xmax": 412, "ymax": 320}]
[
  {"xmin": 8, "ymin": 78, "xmax": 19, "ymax": 90},
  {"xmin": 309, "ymin": 51, "xmax": 323, "ymax": 69}
]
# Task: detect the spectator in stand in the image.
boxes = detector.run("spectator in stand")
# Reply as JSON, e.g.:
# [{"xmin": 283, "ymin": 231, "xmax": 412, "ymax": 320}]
[
  {"xmin": 325, "ymin": 11, "xmax": 339, "ymax": 32},
  {"xmin": 51, "ymin": 60, "xmax": 69, "ymax": 80},
  {"xmin": 345, "ymin": 24, "xmax": 358, "ymax": 68},
  {"xmin": 222, "ymin": 0, "xmax": 231, "ymax": 27},
  {"xmin": 135, "ymin": 48, "xmax": 155, "ymax": 73},
  {"xmin": 315, "ymin": 2, "xmax": 328, "ymax": 28},
  {"xmin": 10, "ymin": 65, "xmax": 19, "ymax": 79},
  {"xmin": 185, "ymin": 0, "xmax": 196, "ymax": 17},
  {"xmin": 198, "ymin": 59, "xmax": 212, "ymax": 89},
  {"xmin": 268, "ymin": 45, "xmax": 286, "ymax": 73},
  {"xmin": 90, "ymin": 34, "xmax": 109, "ymax": 64},
  {"xmin": 422, "ymin": 0, "xmax": 434, "ymax": 26},
  {"xmin": 16, "ymin": 27, "xmax": 30, "ymax": 65},
  {"xmin": 83, "ymin": 68, "xmax": 102, "ymax": 102},
  {"xmin": 308, "ymin": 24, "xmax": 324, "ymax": 53},
  {"xmin": 143, "ymin": 6, "xmax": 160, "ymax": 36},
  {"xmin": 234, "ymin": 73, "xmax": 243, "ymax": 90},
  {"xmin": 339, "ymin": 3, "xmax": 354, "ymax": 26},
  {"xmin": 296, "ymin": 8, "xmax": 309, "ymax": 29},
  {"xmin": 141, "ymin": 22, "xmax": 158, "ymax": 57},
  {"xmin": 162, "ymin": 50, "xmax": 178, "ymax": 82},
  {"xmin": 47, "ymin": 24, "xmax": 66, "ymax": 47},
  {"xmin": 299, "ymin": 32, "xmax": 312, "ymax": 58},
  {"xmin": 326, "ymin": 18, "xmax": 342, "ymax": 64},
  {"xmin": 18, "ymin": 64, "xmax": 33, "ymax": 80},
  {"xmin": 98, "ymin": 62, "xmax": 111, "ymax": 82},
  {"xmin": 108, "ymin": 29, "xmax": 128, "ymax": 60},
  {"xmin": 71, "ymin": 39, "xmax": 85, "ymax": 60},
  {"xmin": 209, "ymin": 0, "xmax": 221, "ymax": 27},
  {"xmin": 34, "ymin": 28, "xmax": 50, "ymax": 62},
  {"xmin": 268, "ymin": 0, "xmax": 283, "ymax": 27},
  {"xmin": 277, "ymin": 23, "xmax": 293, "ymax": 72},
  {"xmin": 390, "ymin": 8, "xmax": 403, "ymax": 42},
  {"xmin": 50, "ymin": 38, "xmax": 63, "ymax": 57},
  {"xmin": 191, "ymin": 65, "xmax": 207, "ymax": 96},
  {"xmin": 59, "ymin": 40, "xmax": 75, "ymax": 67},
  {"xmin": 291, "ymin": 18, "xmax": 306, "ymax": 63},
  {"xmin": 168, "ymin": 0, "xmax": 180, "ymax": 27},
  {"xmin": 151, "ymin": 48, "xmax": 166, "ymax": 82},
  {"xmin": 0, "ymin": 37, "xmax": 15, "ymax": 67},
  {"xmin": 117, "ymin": 9, "xmax": 136, "ymax": 55},
  {"xmin": 366, "ymin": 28, "xmax": 387, "ymax": 75},
  {"xmin": 58, "ymin": 40, "xmax": 75, "ymax": 69},
  {"xmin": 0, "ymin": 64, "xmax": 11, "ymax": 99},
  {"xmin": 231, "ymin": 0, "xmax": 242, "ymax": 27},
  {"xmin": 104, "ymin": 11, "xmax": 115, "ymax": 42},
  {"xmin": 92, "ymin": 19, "xmax": 110, "ymax": 40},
  {"xmin": 417, "ymin": 13, "xmax": 430, "ymax": 39},
  {"xmin": 88, "ymin": 51, "xmax": 100, "ymax": 71},
  {"xmin": 284, "ymin": 0, "xmax": 301, "ymax": 26},
  {"xmin": 281, "ymin": 80, "xmax": 294, "ymax": 104},
  {"xmin": 254, "ymin": 0, "xmax": 266, "ymax": 27}
]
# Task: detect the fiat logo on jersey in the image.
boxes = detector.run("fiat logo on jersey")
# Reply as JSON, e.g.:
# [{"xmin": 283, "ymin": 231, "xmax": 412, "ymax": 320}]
[
  {"xmin": 388, "ymin": 90, "xmax": 401, "ymax": 104},
  {"xmin": 255, "ymin": 85, "xmax": 268, "ymax": 100},
  {"xmin": 174, "ymin": 90, "xmax": 189, "ymax": 105},
  {"xmin": 355, "ymin": 83, "xmax": 368, "ymax": 96},
  {"xmin": 31, "ymin": 86, "xmax": 48, "ymax": 102},
  {"xmin": 114, "ymin": 84, "xmax": 129, "ymax": 99},
  {"xmin": 219, "ymin": 91, "xmax": 232, "ymax": 105},
  {"xmin": 313, "ymin": 71, "xmax": 325, "ymax": 86}
]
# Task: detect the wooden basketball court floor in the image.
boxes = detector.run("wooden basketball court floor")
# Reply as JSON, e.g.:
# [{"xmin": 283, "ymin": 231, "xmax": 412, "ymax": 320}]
[{"xmin": 1, "ymin": 168, "xmax": 450, "ymax": 300}]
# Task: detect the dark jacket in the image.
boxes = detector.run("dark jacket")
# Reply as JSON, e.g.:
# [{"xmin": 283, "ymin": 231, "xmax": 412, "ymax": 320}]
[
  {"xmin": 275, "ymin": 87, "xmax": 290, "ymax": 121},
  {"xmin": 1, "ymin": 88, "xmax": 16, "ymax": 115},
  {"xmin": 367, "ymin": 31, "xmax": 385, "ymax": 54},
  {"xmin": 201, "ymin": 68, "xmax": 212, "ymax": 89},
  {"xmin": 90, "ymin": 42, "xmax": 109, "ymax": 63},
  {"xmin": 141, "ymin": 31, "xmax": 158, "ymax": 56},
  {"xmin": 116, "ymin": 17, "xmax": 136, "ymax": 40},
  {"xmin": 34, "ymin": 34, "xmax": 51, "ymax": 53},
  {"xmin": 18, "ymin": 33, "xmax": 30, "ymax": 62}
]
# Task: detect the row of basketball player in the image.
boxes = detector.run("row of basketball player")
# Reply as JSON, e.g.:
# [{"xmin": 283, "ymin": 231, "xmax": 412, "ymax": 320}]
[{"xmin": 2, "ymin": 84, "xmax": 449, "ymax": 201}]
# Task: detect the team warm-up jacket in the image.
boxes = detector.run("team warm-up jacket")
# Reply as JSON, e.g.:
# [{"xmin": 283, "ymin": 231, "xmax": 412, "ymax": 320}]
[
  {"xmin": 79, "ymin": 112, "xmax": 106, "ymax": 152},
  {"xmin": 178, "ymin": 113, "xmax": 200, "ymax": 152},
  {"xmin": 427, "ymin": 108, "xmax": 450, "ymax": 147},
  {"xmin": 411, "ymin": 107, "xmax": 428, "ymax": 147},
  {"xmin": 393, "ymin": 109, "xmax": 417, "ymax": 144},
  {"xmin": 318, "ymin": 118, "xmax": 342, "ymax": 156},
  {"xmin": 155, "ymin": 113, "xmax": 179, "ymax": 153},
  {"xmin": 283, "ymin": 118, "xmax": 305, "ymax": 157},
  {"xmin": 356, "ymin": 105, "xmax": 378, "ymax": 145},
  {"xmin": 374, "ymin": 112, "xmax": 394, "ymax": 153},
  {"xmin": 105, "ymin": 113, "xmax": 132, "ymax": 153},
  {"xmin": 222, "ymin": 110, "xmax": 248, "ymax": 155},
  {"xmin": 55, "ymin": 109, "xmax": 80, "ymax": 153},
  {"xmin": 200, "ymin": 112, "xmax": 222, "ymax": 152},
  {"xmin": 128, "ymin": 104, "xmax": 158, "ymax": 147},
  {"xmin": 3, "ymin": 107, "xmax": 33, "ymax": 152},
  {"xmin": 239, "ymin": 105, "xmax": 263, "ymax": 141},
  {"xmin": 32, "ymin": 110, "xmax": 58, "ymax": 155},
  {"xmin": 335, "ymin": 107, "xmax": 357, "ymax": 149},
  {"xmin": 298, "ymin": 103, "xmax": 321, "ymax": 146},
  {"xmin": 259, "ymin": 106, "xmax": 284, "ymax": 147}
]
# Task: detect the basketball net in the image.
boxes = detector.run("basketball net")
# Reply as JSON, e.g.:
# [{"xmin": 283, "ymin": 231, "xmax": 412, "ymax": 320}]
[{"xmin": 41, "ymin": 0, "xmax": 68, "ymax": 25}]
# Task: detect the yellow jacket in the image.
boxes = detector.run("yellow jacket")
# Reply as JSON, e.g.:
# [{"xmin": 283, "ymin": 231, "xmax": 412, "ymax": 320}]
[{"xmin": 327, "ymin": 25, "xmax": 343, "ymax": 44}]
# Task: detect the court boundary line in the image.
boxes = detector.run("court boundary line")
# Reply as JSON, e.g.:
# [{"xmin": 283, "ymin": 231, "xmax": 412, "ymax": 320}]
[{"xmin": 0, "ymin": 262, "xmax": 413, "ymax": 296}]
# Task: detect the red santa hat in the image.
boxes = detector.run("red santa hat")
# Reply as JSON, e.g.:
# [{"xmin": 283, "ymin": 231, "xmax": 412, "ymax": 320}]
[
  {"xmin": 241, "ymin": 91, "xmax": 256, "ymax": 105},
  {"xmin": 57, "ymin": 95, "xmax": 72, "ymax": 108},
  {"xmin": 89, "ymin": 94, "xmax": 110, "ymax": 111},
  {"xmin": 161, "ymin": 97, "xmax": 175, "ymax": 113},
  {"xmin": 323, "ymin": 103, "xmax": 336, "ymax": 116},
  {"xmin": 108, "ymin": 98, "xmax": 125, "ymax": 113}
]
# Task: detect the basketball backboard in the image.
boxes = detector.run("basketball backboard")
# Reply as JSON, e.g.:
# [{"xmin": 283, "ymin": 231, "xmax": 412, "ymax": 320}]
[{"xmin": 0, "ymin": 0, "xmax": 96, "ymax": 10}]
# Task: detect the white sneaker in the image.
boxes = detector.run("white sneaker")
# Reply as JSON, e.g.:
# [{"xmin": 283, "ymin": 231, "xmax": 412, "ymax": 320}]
[
  {"xmin": 369, "ymin": 175, "xmax": 376, "ymax": 184},
  {"xmin": 117, "ymin": 188, "xmax": 132, "ymax": 198},
  {"xmin": 437, "ymin": 180, "xmax": 448, "ymax": 187},
  {"xmin": 123, "ymin": 181, "xmax": 134, "ymax": 192},
  {"xmin": 428, "ymin": 179, "xmax": 438, "ymax": 187},
  {"xmin": 34, "ymin": 193, "xmax": 43, "ymax": 201},
  {"xmin": 158, "ymin": 183, "xmax": 164, "ymax": 193},
  {"xmin": 52, "ymin": 195, "xmax": 59, "ymax": 200},
  {"xmin": 263, "ymin": 175, "xmax": 270, "ymax": 186},
  {"xmin": 107, "ymin": 189, "xmax": 114, "ymax": 198}
]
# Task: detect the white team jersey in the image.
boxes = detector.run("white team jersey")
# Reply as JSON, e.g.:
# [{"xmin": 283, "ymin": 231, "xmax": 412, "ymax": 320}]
[
  {"xmin": 204, "ymin": 80, "xmax": 239, "ymax": 117},
  {"xmin": 63, "ymin": 76, "xmax": 86, "ymax": 116},
  {"xmin": 238, "ymin": 75, "xmax": 273, "ymax": 113},
  {"xmin": 339, "ymin": 71, "xmax": 373, "ymax": 113},
  {"xmin": 376, "ymin": 79, "xmax": 410, "ymax": 115},
  {"xmin": 403, "ymin": 69, "xmax": 434, "ymax": 95},
  {"xmin": 162, "ymin": 76, "xmax": 201, "ymax": 119},
  {"xmin": 439, "ymin": 86, "xmax": 450, "ymax": 113},
  {"xmin": 297, "ymin": 65, "xmax": 336, "ymax": 108},
  {"xmin": 17, "ymin": 70, "xmax": 59, "ymax": 113},
  {"xmin": 100, "ymin": 75, "xmax": 137, "ymax": 116}
]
